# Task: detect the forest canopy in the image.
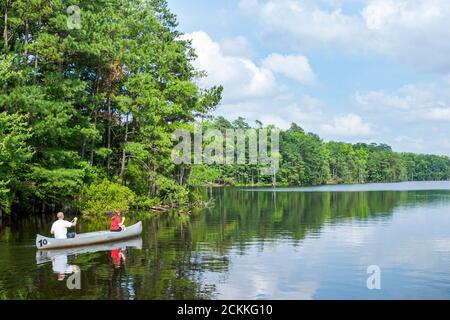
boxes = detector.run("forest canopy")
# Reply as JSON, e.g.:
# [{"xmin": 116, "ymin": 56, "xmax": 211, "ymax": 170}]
[
  {"xmin": 0, "ymin": 0, "xmax": 222, "ymax": 214},
  {"xmin": 188, "ymin": 117, "xmax": 450, "ymax": 187}
]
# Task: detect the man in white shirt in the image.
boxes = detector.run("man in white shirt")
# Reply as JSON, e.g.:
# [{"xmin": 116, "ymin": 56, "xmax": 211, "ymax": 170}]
[{"xmin": 51, "ymin": 212, "xmax": 78, "ymax": 239}]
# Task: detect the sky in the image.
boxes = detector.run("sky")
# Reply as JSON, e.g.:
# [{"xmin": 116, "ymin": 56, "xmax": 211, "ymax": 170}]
[{"xmin": 169, "ymin": 0, "xmax": 450, "ymax": 156}]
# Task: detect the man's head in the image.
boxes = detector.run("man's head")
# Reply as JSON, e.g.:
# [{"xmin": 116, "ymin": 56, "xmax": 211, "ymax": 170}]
[
  {"xmin": 114, "ymin": 210, "xmax": 121, "ymax": 216},
  {"xmin": 57, "ymin": 212, "xmax": 64, "ymax": 220}
]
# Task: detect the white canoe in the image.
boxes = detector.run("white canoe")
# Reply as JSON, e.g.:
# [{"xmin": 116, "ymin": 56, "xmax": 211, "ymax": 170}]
[
  {"xmin": 36, "ymin": 237, "xmax": 143, "ymax": 265},
  {"xmin": 36, "ymin": 221, "xmax": 143, "ymax": 250}
]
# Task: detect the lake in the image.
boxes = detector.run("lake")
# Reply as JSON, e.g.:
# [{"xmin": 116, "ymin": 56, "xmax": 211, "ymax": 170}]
[{"xmin": 1, "ymin": 181, "xmax": 450, "ymax": 300}]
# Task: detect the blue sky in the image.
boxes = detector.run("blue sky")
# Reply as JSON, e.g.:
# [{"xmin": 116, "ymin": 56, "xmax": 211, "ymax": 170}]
[{"xmin": 169, "ymin": 0, "xmax": 450, "ymax": 156}]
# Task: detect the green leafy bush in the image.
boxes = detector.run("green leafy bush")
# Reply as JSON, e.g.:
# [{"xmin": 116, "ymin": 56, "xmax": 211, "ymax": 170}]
[
  {"xmin": 134, "ymin": 195, "xmax": 160, "ymax": 210},
  {"xmin": 156, "ymin": 176, "xmax": 189, "ymax": 205},
  {"xmin": 188, "ymin": 165, "xmax": 220, "ymax": 186},
  {"xmin": 78, "ymin": 179, "xmax": 136, "ymax": 216}
]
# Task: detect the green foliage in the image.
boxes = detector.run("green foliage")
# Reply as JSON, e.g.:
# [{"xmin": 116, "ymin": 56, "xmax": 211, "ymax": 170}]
[
  {"xmin": 193, "ymin": 119, "xmax": 450, "ymax": 187},
  {"xmin": 188, "ymin": 165, "xmax": 221, "ymax": 186},
  {"xmin": 279, "ymin": 127, "xmax": 330, "ymax": 186},
  {"xmin": 401, "ymin": 153, "xmax": 450, "ymax": 181},
  {"xmin": 0, "ymin": 112, "xmax": 33, "ymax": 212},
  {"xmin": 134, "ymin": 195, "xmax": 160, "ymax": 210},
  {"xmin": 0, "ymin": 0, "xmax": 222, "ymax": 214},
  {"xmin": 78, "ymin": 179, "xmax": 136, "ymax": 216},
  {"xmin": 156, "ymin": 175, "xmax": 189, "ymax": 205},
  {"xmin": 29, "ymin": 166, "xmax": 86, "ymax": 202}
]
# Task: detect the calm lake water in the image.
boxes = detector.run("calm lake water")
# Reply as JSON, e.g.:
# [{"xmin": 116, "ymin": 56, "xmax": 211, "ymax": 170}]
[{"xmin": 1, "ymin": 181, "xmax": 450, "ymax": 300}]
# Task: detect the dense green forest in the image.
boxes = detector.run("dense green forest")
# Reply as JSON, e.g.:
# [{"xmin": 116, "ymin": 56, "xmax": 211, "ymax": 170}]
[
  {"xmin": 1, "ymin": 1, "xmax": 449, "ymax": 216},
  {"xmin": 0, "ymin": 0, "xmax": 222, "ymax": 215},
  {"xmin": 188, "ymin": 117, "xmax": 450, "ymax": 187}
]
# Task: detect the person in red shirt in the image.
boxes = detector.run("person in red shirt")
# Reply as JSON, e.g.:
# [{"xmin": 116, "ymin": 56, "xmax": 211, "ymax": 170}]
[{"xmin": 110, "ymin": 210, "xmax": 126, "ymax": 232}]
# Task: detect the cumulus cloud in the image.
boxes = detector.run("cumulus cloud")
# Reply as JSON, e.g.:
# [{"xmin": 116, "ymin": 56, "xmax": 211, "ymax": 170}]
[
  {"xmin": 240, "ymin": 0, "xmax": 365, "ymax": 50},
  {"xmin": 181, "ymin": 31, "xmax": 330, "ymax": 136},
  {"xmin": 320, "ymin": 114, "xmax": 375, "ymax": 137},
  {"xmin": 214, "ymin": 97, "xmax": 325, "ymax": 130},
  {"xmin": 181, "ymin": 31, "xmax": 317, "ymax": 104},
  {"xmin": 181, "ymin": 31, "xmax": 281, "ymax": 103},
  {"xmin": 219, "ymin": 36, "xmax": 254, "ymax": 58},
  {"xmin": 352, "ymin": 90, "xmax": 411, "ymax": 111},
  {"xmin": 352, "ymin": 80, "xmax": 450, "ymax": 122},
  {"xmin": 427, "ymin": 108, "xmax": 450, "ymax": 121},
  {"xmin": 239, "ymin": 0, "xmax": 450, "ymax": 72},
  {"xmin": 262, "ymin": 53, "xmax": 316, "ymax": 85},
  {"xmin": 394, "ymin": 136, "xmax": 425, "ymax": 151}
]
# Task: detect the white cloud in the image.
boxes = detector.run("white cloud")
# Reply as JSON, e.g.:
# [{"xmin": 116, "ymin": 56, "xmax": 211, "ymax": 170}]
[
  {"xmin": 352, "ymin": 80, "xmax": 450, "ymax": 122},
  {"xmin": 238, "ymin": 0, "xmax": 259, "ymax": 13},
  {"xmin": 219, "ymin": 36, "xmax": 254, "ymax": 58},
  {"xmin": 361, "ymin": 0, "xmax": 400, "ymax": 30},
  {"xmin": 300, "ymin": 95, "xmax": 325, "ymax": 110},
  {"xmin": 394, "ymin": 136, "xmax": 425, "ymax": 151},
  {"xmin": 214, "ymin": 94, "xmax": 326, "ymax": 131},
  {"xmin": 240, "ymin": 0, "xmax": 365, "ymax": 50},
  {"xmin": 239, "ymin": 0, "xmax": 450, "ymax": 72},
  {"xmin": 181, "ymin": 31, "xmax": 318, "ymax": 105},
  {"xmin": 352, "ymin": 90, "xmax": 411, "ymax": 111},
  {"xmin": 320, "ymin": 114, "xmax": 375, "ymax": 137},
  {"xmin": 181, "ymin": 31, "xmax": 281, "ymax": 103},
  {"xmin": 262, "ymin": 53, "xmax": 316, "ymax": 85},
  {"xmin": 427, "ymin": 108, "xmax": 450, "ymax": 121}
]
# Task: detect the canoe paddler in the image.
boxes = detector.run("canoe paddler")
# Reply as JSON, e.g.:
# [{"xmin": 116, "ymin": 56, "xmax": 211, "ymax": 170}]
[
  {"xmin": 110, "ymin": 210, "xmax": 126, "ymax": 232},
  {"xmin": 50, "ymin": 212, "xmax": 78, "ymax": 239}
]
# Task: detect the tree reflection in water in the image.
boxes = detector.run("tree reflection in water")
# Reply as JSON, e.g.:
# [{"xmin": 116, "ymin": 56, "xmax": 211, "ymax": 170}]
[{"xmin": 0, "ymin": 186, "xmax": 449, "ymax": 299}]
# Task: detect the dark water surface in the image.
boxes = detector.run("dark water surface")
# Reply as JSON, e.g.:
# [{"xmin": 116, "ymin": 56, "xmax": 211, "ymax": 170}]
[{"xmin": 1, "ymin": 181, "xmax": 450, "ymax": 300}]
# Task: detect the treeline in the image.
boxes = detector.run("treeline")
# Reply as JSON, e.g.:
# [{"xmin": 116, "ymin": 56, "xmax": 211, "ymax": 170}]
[
  {"xmin": 0, "ymin": 0, "xmax": 222, "ymax": 215},
  {"xmin": 189, "ymin": 117, "xmax": 450, "ymax": 186}
]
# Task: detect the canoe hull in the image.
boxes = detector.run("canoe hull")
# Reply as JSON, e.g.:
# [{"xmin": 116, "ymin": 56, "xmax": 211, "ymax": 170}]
[
  {"xmin": 36, "ymin": 221, "xmax": 143, "ymax": 250},
  {"xmin": 36, "ymin": 237, "xmax": 143, "ymax": 265}
]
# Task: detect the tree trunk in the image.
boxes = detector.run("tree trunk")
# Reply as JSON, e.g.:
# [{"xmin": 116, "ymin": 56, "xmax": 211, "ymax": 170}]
[
  {"xmin": 272, "ymin": 167, "xmax": 276, "ymax": 187},
  {"xmin": 89, "ymin": 72, "xmax": 100, "ymax": 165},
  {"xmin": 106, "ymin": 79, "xmax": 113, "ymax": 176},
  {"xmin": 24, "ymin": 19, "xmax": 29, "ymax": 61},
  {"xmin": 148, "ymin": 161, "xmax": 156, "ymax": 197},
  {"xmin": 33, "ymin": 16, "xmax": 41, "ymax": 84},
  {"xmin": 33, "ymin": 54, "xmax": 39, "ymax": 83},
  {"xmin": 3, "ymin": 1, "xmax": 8, "ymax": 49},
  {"xmin": 90, "ymin": 111, "xmax": 97, "ymax": 165},
  {"xmin": 81, "ymin": 139, "xmax": 86, "ymax": 159},
  {"xmin": 120, "ymin": 113, "xmax": 129, "ymax": 184},
  {"xmin": 179, "ymin": 165, "xmax": 184, "ymax": 185}
]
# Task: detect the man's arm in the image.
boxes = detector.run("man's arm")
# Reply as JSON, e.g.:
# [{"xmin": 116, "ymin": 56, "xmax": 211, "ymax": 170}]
[
  {"xmin": 70, "ymin": 217, "xmax": 78, "ymax": 227},
  {"xmin": 50, "ymin": 226, "xmax": 54, "ymax": 234}
]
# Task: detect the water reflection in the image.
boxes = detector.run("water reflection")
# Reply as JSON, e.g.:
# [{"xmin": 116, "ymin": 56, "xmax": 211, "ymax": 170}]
[
  {"xmin": 111, "ymin": 248, "xmax": 126, "ymax": 269},
  {"xmin": 36, "ymin": 237, "xmax": 142, "ymax": 265},
  {"xmin": 51, "ymin": 253, "xmax": 80, "ymax": 282},
  {"xmin": 1, "ymin": 184, "xmax": 450, "ymax": 299}
]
